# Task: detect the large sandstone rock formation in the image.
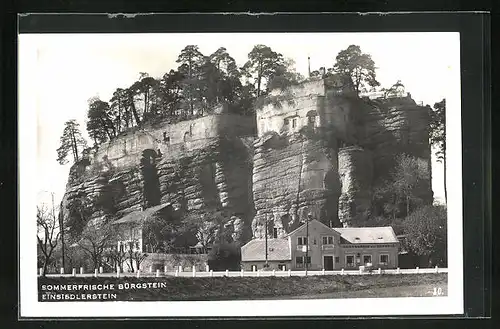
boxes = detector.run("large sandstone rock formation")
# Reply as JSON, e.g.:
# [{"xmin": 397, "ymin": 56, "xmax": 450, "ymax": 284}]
[
  {"xmin": 61, "ymin": 114, "xmax": 255, "ymax": 244},
  {"xmin": 60, "ymin": 78, "xmax": 433, "ymax": 247}
]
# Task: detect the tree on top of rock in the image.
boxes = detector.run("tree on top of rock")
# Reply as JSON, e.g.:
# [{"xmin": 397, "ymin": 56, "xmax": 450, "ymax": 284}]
[
  {"xmin": 86, "ymin": 97, "xmax": 116, "ymax": 146},
  {"xmin": 241, "ymin": 44, "xmax": 285, "ymax": 97},
  {"xmin": 56, "ymin": 120, "xmax": 88, "ymax": 165},
  {"xmin": 429, "ymin": 99, "xmax": 446, "ymax": 204},
  {"xmin": 176, "ymin": 45, "xmax": 206, "ymax": 116},
  {"xmin": 333, "ymin": 45, "xmax": 380, "ymax": 95}
]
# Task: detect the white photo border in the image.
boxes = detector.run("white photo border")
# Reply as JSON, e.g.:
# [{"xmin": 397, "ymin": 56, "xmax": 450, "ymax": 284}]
[{"xmin": 18, "ymin": 32, "xmax": 463, "ymax": 318}]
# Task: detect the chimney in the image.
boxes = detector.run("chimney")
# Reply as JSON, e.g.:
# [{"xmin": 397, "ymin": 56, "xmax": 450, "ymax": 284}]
[{"xmin": 307, "ymin": 56, "xmax": 311, "ymax": 78}]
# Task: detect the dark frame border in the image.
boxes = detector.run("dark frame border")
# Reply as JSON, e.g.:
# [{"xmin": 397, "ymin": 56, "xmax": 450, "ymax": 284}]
[{"xmin": 3, "ymin": 11, "xmax": 491, "ymax": 327}]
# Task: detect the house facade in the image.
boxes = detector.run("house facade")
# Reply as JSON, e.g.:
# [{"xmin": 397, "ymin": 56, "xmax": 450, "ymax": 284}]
[{"xmin": 241, "ymin": 219, "xmax": 399, "ymax": 271}]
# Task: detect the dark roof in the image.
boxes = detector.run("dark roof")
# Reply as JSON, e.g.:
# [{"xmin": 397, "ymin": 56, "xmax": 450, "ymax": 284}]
[
  {"xmin": 112, "ymin": 203, "xmax": 172, "ymax": 225},
  {"xmin": 334, "ymin": 227, "xmax": 399, "ymax": 244},
  {"xmin": 241, "ymin": 238, "xmax": 291, "ymax": 262}
]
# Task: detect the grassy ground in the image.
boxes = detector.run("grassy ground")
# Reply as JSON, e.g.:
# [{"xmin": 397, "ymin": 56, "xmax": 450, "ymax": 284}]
[{"xmin": 38, "ymin": 273, "xmax": 447, "ymax": 301}]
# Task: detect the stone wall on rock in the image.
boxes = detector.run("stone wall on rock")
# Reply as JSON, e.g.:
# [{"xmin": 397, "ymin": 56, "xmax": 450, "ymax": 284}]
[
  {"xmin": 251, "ymin": 80, "xmax": 433, "ymax": 237},
  {"xmin": 61, "ymin": 113, "xmax": 256, "ymax": 245}
]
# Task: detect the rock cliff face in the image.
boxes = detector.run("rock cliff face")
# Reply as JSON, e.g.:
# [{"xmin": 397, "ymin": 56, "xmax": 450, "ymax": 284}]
[
  {"xmin": 61, "ymin": 114, "xmax": 255, "ymax": 244},
  {"xmin": 60, "ymin": 78, "xmax": 433, "ymax": 246}
]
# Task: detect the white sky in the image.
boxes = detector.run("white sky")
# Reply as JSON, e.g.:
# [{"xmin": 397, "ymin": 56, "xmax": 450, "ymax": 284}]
[{"xmin": 19, "ymin": 32, "xmax": 456, "ymax": 208}]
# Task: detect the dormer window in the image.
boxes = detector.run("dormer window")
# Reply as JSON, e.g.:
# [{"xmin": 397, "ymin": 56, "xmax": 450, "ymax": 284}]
[{"xmin": 292, "ymin": 118, "xmax": 297, "ymax": 128}]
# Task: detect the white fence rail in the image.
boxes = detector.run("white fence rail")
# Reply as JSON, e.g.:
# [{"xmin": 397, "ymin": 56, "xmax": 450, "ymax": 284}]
[{"xmin": 41, "ymin": 266, "xmax": 447, "ymax": 278}]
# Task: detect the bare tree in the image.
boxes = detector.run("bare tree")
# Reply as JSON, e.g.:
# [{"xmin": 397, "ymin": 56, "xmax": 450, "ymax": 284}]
[
  {"xmin": 37, "ymin": 204, "xmax": 60, "ymax": 276},
  {"xmin": 77, "ymin": 219, "xmax": 113, "ymax": 270}
]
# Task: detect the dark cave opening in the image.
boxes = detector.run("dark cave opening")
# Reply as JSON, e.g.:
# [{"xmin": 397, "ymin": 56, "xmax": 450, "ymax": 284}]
[{"xmin": 140, "ymin": 149, "xmax": 162, "ymax": 208}]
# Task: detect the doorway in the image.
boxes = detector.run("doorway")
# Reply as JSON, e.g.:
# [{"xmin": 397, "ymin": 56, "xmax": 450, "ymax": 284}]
[{"xmin": 323, "ymin": 255, "xmax": 334, "ymax": 270}]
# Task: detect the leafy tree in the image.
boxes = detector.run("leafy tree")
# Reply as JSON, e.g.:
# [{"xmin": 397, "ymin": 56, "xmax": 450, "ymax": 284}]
[
  {"xmin": 130, "ymin": 73, "xmax": 160, "ymax": 122},
  {"xmin": 56, "ymin": 120, "xmax": 88, "ymax": 165},
  {"xmin": 142, "ymin": 210, "xmax": 182, "ymax": 253},
  {"xmin": 181, "ymin": 209, "xmax": 233, "ymax": 251},
  {"xmin": 372, "ymin": 154, "xmax": 430, "ymax": 219},
  {"xmin": 158, "ymin": 69, "xmax": 185, "ymax": 119},
  {"xmin": 86, "ymin": 97, "xmax": 116, "ymax": 146},
  {"xmin": 37, "ymin": 204, "xmax": 60, "ymax": 275},
  {"xmin": 333, "ymin": 45, "xmax": 380, "ymax": 95},
  {"xmin": 429, "ymin": 99, "xmax": 446, "ymax": 204},
  {"xmin": 176, "ymin": 45, "xmax": 206, "ymax": 116},
  {"xmin": 207, "ymin": 242, "xmax": 241, "ymax": 271},
  {"xmin": 241, "ymin": 44, "xmax": 285, "ymax": 97},
  {"xmin": 267, "ymin": 58, "xmax": 305, "ymax": 91},
  {"xmin": 109, "ymin": 88, "xmax": 131, "ymax": 133},
  {"xmin": 403, "ymin": 204, "xmax": 447, "ymax": 267},
  {"xmin": 392, "ymin": 154, "xmax": 430, "ymax": 217},
  {"xmin": 209, "ymin": 47, "xmax": 242, "ymax": 104}
]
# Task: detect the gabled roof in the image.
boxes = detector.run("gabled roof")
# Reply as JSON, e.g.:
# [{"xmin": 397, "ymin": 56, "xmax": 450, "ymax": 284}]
[
  {"xmin": 334, "ymin": 227, "xmax": 399, "ymax": 244},
  {"xmin": 285, "ymin": 219, "xmax": 338, "ymax": 237},
  {"xmin": 241, "ymin": 238, "xmax": 291, "ymax": 262},
  {"xmin": 112, "ymin": 203, "xmax": 172, "ymax": 225}
]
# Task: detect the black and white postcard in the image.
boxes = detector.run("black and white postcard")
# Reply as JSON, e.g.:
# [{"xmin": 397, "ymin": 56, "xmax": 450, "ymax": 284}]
[{"xmin": 19, "ymin": 31, "xmax": 463, "ymax": 317}]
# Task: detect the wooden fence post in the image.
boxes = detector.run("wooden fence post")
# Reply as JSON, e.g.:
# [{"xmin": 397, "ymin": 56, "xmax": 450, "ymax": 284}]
[
  {"xmin": 206, "ymin": 264, "xmax": 210, "ymax": 272},
  {"xmin": 396, "ymin": 267, "xmax": 400, "ymax": 274},
  {"xmin": 240, "ymin": 269, "xmax": 244, "ymax": 277},
  {"xmin": 210, "ymin": 270, "xmax": 213, "ymax": 277},
  {"xmin": 164, "ymin": 265, "xmax": 168, "ymax": 273},
  {"xmin": 80, "ymin": 267, "xmax": 84, "ymax": 275},
  {"xmin": 225, "ymin": 269, "xmax": 229, "ymax": 276},
  {"xmin": 416, "ymin": 267, "xmax": 420, "ymax": 274},
  {"xmin": 94, "ymin": 269, "xmax": 98, "ymax": 277},
  {"xmin": 117, "ymin": 268, "xmax": 120, "ymax": 278},
  {"xmin": 288, "ymin": 269, "xmax": 291, "ymax": 277},
  {"xmin": 272, "ymin": 269, "xmax": 276, "ymax": 276},
  {"xmin": 192, "ymin": 267, "xmax": 196, "ymax": 277},
  {"xmin": 72, "ymin": 268, "xmax": 76, "ymax": 277},
  {"xmin": 99, "ymin": 266, "xmax": 103, "ymax": 274},
  {"xmin": 174, "ymin": 270, "xmax": 178, "ymax": 277},
  {"xmin": 39, "ymin": 268, "xmax": 43, "ymax": 276},
  {"xmin": 149, "ymin": 265, "xmax": 153, "ymax": 273},
  {"xmin": 156, "ymin": 269, "xmax": 160, "ymax": 277},
  {"xmin": 136, "ymin": 270, "xmax": 141, "ymax": 278},
  {"xmin": 435, "ymin": 266, "xmax": 439, "ymax": 273},
  {"xmin": 257, "ymin": 270, "xmax": 260, "ymax": 277},
  {"xmin": 178, "ymin": 265, "xmax": 182, "ymax": 273},
  {"xmin": 322, "ymin": 269, "xmax": 325, "ymax": 275},
  {"xmin": 60, "ymin": 267, "xmax": 64, "ymax": 275},
  {"xmin": 378, "ymin": 268, "xmax": 382, "ymax": 274}
]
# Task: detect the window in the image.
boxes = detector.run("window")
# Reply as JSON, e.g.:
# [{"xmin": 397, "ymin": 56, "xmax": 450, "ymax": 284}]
[
  {"xmin": 296, "ymin": 256, "xmax": 310, "ymax": 268},
  {"xmin": 135, "ymin": 241, "xmax": 140, "ymax": 250},
  {"xmin": 335, "ymin": 257, "xmax": 340, "ymax": 264},
  {"xmin": 379, "ymin": 254, "xmax": 389, "ymax": 265},
  {"xmin": 284, "ymin": 118, "xmax": 289, "ymax": 125},
  {"xmin": 322, "ymin": 236, "xmax": 334, "ymax": 245},
  {"xmin": 346, "ymin": 255, "xmax": 355, "ymax": 267},
  {"xmin": 278, "ymin": 264, "xmax": 287, "ymax": 271},
  {"xmin": 292, "ymin": 118, "xmax": 297, "ymax": 128},
  {"xmin": 308, "ymin": 115, "xmax": 316, "ymax": 124},
  {"xmin": 273, "ymin": 227, "xmax": 278, "ymax": 238},
  {"xmin": 363, "ymin": 255, "xmax": 372, "ymax": 265},
  {"xmin": 297, "ymin": 237, "xmax": 308, "ymax": 245}
]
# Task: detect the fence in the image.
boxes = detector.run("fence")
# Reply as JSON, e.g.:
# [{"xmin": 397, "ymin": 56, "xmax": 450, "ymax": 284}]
[{"xmin": 41, "ymin": 266, "xmax": 447, "ymax": 278}]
